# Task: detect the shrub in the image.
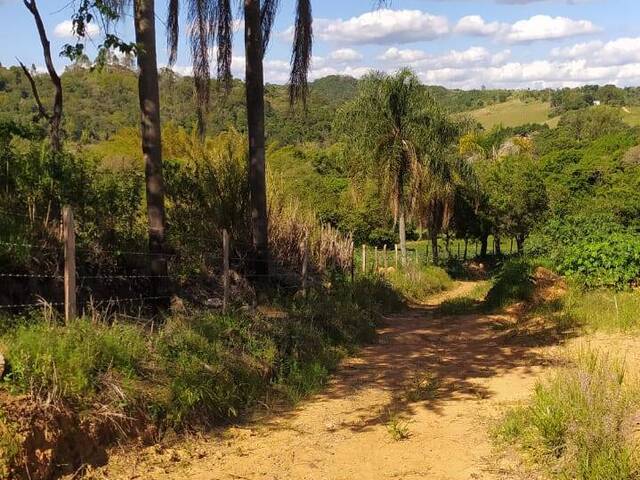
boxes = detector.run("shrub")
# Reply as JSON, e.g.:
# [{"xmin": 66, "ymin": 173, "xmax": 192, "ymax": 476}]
[
  {"xmin": 558, "ymin": 233, "xmax": 640, "ymax": 288},
  {"xmin": 485, "ymin": 259, "xmax": 534, "ymax": 309},
  {"xmin": 497, "ymin": 349, "xmax": 640, "ymax": 480}
]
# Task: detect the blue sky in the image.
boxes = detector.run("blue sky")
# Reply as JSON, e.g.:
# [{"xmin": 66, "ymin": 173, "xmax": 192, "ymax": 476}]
[{"xmin": 1, "ymin": 0, "xmax": 639, "ymax": 89}]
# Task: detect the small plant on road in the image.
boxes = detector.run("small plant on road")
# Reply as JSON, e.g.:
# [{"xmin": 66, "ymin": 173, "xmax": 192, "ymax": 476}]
[{"xmin": 386, "ymin": 412, "xmax": 411, "ymax": 441}]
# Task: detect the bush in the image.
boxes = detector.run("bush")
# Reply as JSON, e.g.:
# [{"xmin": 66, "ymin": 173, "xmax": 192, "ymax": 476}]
[
  {"xmin": 558, "ymin": 233, "xmax": 640, "ymax": 288},
  {"xmin": 485, "ymin": 259, "xmax": 534, "ymax": 309},
  {"xmin": 497, "ymin": 349, "xmax": 640, "ymax": 480}
]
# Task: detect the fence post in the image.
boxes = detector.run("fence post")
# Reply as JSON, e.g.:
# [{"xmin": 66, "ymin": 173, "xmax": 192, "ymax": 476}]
[
  {"xmin": 415, "ymin": 248, "xmax": 418, "ymax": 266},
  {"xmin": 350, "ymin": 241, "xmax": 355, "ymax": 282},
  {"xmin": 374, "ymin": 246, "xmax": 379, "ymax": 272},
  {"xmin": 395, "ymin": 244, "xmax": 398, "ymax": 269},
  {"xmin": 63, "ymin": 206, "xmax": 76, "ymax": 324},
  {"xmin": 383, "ymin": 244, "xmax": 388, "ymax": 269},
  {"xmin": 301, "ymin": 235, "xmax": 309, "ymax": 298},
  {"xmin": 362, "ymin": 244, "xmax": 366, "ymax": 274},
  {"xmin": 222, "ymin": 229, "xmax": 230, "ymax": 313}
]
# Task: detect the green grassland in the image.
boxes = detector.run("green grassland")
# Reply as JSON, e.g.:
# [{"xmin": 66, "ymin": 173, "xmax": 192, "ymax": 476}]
[{"xmin": 464, "ymin": 99, "xmax": 559, "ymax": 129}]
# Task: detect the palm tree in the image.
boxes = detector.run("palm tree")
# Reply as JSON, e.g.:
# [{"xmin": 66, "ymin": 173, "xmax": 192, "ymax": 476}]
[
  {"xmin": 336, "ymin": 69, "xmax": 458, "ymax": 264},
  {"xmin": 69, "ymin": 0, "xmax": 169, "ymax": 283},
  {"xmin": 166, "ymin": 0, "xmax": 312, "ymax": 276},
  {"xmin": 133, "ymin": 0, "xmax": 167, "ymax": 283},
  {"xmin": 244, "ymin": 0, "xmax": 312, "ymax": 275}
]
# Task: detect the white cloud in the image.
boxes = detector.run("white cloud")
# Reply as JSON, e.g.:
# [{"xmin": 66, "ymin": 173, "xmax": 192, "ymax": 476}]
[
  {"xmin": 454, "ymin": 15, "xmax": 505, "ymax": 36},
  {"xmin": 379, "ymin": 46, "xmax": 511, "ymax": 69},
  {"xmin": 552, "ymin": 37, "xmax": 640, "ymax": 67},
  {"xmin": 327, "ymin": 48, "xmax": 363, "ymax": 63},
  {"xmin": 455, "ymin": 14, "xmax": 599, "ymax": 43},
  {"xmin": 503, "ymin": 15, "xmax": 599, "ymax": 43},
  {"xmin": 53, "ymin": 19, "xmax": 99, "ymax": 39},
  {"xmin": 313, "ymin": 9, "xmax": 449, "ymax": 45}
]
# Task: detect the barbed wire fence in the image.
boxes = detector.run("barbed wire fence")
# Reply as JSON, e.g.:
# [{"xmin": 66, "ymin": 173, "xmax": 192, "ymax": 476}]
[{"xmin": 0, "ymin": 205, "xmax": 347, "ymax": 321}]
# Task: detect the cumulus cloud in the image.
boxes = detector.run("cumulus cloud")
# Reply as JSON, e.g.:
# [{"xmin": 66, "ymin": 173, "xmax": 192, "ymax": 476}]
[
  {"xmin": 454, "ymin": 14, "xmax": 599, "ymax": 43},
  {"xmin": 454, "ymin": 15, "xmax": 505, "ymax": 36},
  {"xmin": 379, "ymin": 46, "xmax": 511, "ymax": 69},
  {"xmin": 327, "ymin": 48, "xmax": 363, "ymax": 63},
  {"xmin": 53, "ymin": 19, "xmax": 99, "ymax": 39},
  {"xmin": 503, "ymin": 15, "xmax": 599, "ymax": 43},
  {"xmin": 312, "ymin": 9, "xmax": 449, "ymax": 45},
  {"xmin": 552, "ymin": 37, "xmax": 640, "ymax": 67}
]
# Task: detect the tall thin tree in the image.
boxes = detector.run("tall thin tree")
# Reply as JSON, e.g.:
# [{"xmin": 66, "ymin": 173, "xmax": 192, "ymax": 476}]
[{"xmin": 134, "ymin": 0, "xmax": 168, "ymax": 283}]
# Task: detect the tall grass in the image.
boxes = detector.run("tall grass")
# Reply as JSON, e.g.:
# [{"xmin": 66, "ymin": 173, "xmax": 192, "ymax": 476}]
[
  {"xmin": 558, "ymin": 288, "xmax": 640, "ymax": 332},
  {"xmin": 485, "ymin": 259, "xmax": 534, "ymax": 309},
  {"xmin": 496, "ymin": 349, "xmax": 640, "ymax": 480},
  {"xmin": 386, "ymin": 265, "xmax": 452, "ymax": 302}
]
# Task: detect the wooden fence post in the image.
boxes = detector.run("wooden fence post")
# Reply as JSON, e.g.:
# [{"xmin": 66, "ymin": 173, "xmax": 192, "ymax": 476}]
[
  {"xmin": 63, "ymin": 206, "xmax": 76, "ymax": 324},
  {"xmin": 301, "ymin": 235, "xmax": 309, "ymax": 298},
  {"xmin": 374, "ymin": 246, "xmax": 379, "ymax": 272},
  {"xmin": 222, "ymin": 229, "xmax": 230, "ymax": 313},
  {"xmin": 350, "ymin": 241, "xmax": 355, "ymax": 282},
  {"xmin": 395, "ymin": 244, "xmax": 398, "ymax": 269},
  {"xmin": 415, "ymin": 248, "xmax": 418, "ymax": 266},
  {"xmin": 383, "ymin": 244, "xmax": 388, "ymax": 269},
  {"xmin": 362, "ymin": 244, "xmax": 366, "ymax": 274}
]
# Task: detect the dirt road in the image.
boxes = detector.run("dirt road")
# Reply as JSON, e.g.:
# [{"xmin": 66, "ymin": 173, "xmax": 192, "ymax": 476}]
[{"xmin": 96, "ymin": 282, "xmax": 555, "ymax": 480}]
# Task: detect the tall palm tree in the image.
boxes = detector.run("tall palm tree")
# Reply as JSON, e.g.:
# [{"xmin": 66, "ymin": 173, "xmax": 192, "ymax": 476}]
[
  {"xmin": 68, "ymin": 0, "xmax": 169, "ymax": 281},
  {"xmin": 336, "ymin": 69, "xmax": 457, "ymax": 264},
  {"xmin": 133, "ymin": 0, "xmax": 167, "ymax": 283},
  {"xmin": 166, "ymin": 0, "xmax": 312, "ymax": 276}
]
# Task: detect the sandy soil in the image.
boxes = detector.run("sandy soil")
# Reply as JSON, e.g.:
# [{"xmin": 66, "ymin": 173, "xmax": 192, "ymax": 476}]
[{"xmin": 91, "ymin": 282, "xmax": 560, "ymax": 480}]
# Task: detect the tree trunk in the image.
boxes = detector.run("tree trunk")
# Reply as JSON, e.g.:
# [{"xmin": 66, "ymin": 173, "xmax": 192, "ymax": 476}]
[
  {"xmin": 134, "ymin": 0, "xmax": 168, "ymax": 290},
  {"xmin": 430, "ymin": 232, "xmax": 439, "ymax": 264},
  {"xmin": 516, "ymin": 234, "xmax": 525, "ymax": 254},
  {"xmin": 398, "ymin": 200, "xmax": 407, "ymax": 266},
  {"xmin": 245, "ymin": 0, "xmax": 269, "ymax": 277},
  {"xmin": 494, "ymin": 235, "xmax": 502, "ymax": 256},
  {"xmin": 480, "ymin": 235, "xmax": 488, "ymax": 257}
]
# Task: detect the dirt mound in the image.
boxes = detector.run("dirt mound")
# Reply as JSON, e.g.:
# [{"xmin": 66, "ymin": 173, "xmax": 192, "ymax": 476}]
[
  {"xmin": 532, "ymin": 267, "xmax": 567, "ymax": 304},
  {"xmin": 0, "ymin": 393, "xmax": 155, "ymax": 480}
]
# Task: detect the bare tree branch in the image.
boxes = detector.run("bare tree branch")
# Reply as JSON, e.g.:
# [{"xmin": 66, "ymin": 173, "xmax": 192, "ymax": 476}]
[
  {"xmin": 17, "ymin": 59, "xmax": 50, "ymax": 121},
  {"xmin": 22, "ymin": 0, "xmax": 63, "ymax": 152}
]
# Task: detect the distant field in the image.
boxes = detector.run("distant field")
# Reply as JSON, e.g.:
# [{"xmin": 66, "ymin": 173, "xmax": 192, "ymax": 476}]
[
  {"xmin": 621, "ymin": 106, "xmax": 640, "ymax": 126},
  {"xmin": 464, "ymin": 99, "xmax": 559, "ymax": 129}
]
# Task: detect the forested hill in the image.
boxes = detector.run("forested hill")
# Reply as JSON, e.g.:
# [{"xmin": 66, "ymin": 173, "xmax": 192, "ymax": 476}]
[{"xmin": 3, "ymin": 63, "xmax": 640, "ymax": 147}]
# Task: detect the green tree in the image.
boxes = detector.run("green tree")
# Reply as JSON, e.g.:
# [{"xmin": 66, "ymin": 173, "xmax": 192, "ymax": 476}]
[
  {"xmin": 335, "ymin": 69, "xmax": 460, "ymax": 263},
  {"xmin": 483, "ymin": 155, "xmax": 549, "ymax": 252}
]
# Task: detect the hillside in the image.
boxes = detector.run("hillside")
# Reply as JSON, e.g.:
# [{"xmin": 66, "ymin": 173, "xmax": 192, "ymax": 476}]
[{"xmin": 465, "ymin": 99, "xmax": 560, "ymax": 129}]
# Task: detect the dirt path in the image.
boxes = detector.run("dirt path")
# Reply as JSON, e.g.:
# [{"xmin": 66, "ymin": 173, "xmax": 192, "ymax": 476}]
[{"xmin": 96, "ymin": 282, "xmax": 556, "ymax": 480}]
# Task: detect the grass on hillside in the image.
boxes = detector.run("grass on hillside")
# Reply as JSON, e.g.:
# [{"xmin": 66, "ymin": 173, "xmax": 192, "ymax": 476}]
[
  {"xmin": 464, "ymin": 99, "xmax": 559, "ymax": 129},
  {"xmin": 496, "ymin": 348, "xmax": 640, "ymax": 480}
]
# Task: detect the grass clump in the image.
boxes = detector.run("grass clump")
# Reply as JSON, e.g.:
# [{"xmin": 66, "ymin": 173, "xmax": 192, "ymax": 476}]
[
  {"xmin": 387, "ymin": 265, "xmax": 452, "ymax": 303},
  {"xmin": 1, "ymin": 319, "xmax": 149, "ymax": 401},
  {"xmin": 386, "ymin": 413, "xmax": 411, "ymax": 441},
  {"xmin": 496, "ymin": 349, "xmax": 640, "ymax": 480},
  {"xmin": 485, "ymin": 259, "xmax": 534, "ymax": 310}
]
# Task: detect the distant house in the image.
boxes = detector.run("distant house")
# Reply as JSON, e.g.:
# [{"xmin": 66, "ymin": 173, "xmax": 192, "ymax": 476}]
[{"xmin": 593, "ymin": 100, "xmax": 601, "ymax": 106}]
